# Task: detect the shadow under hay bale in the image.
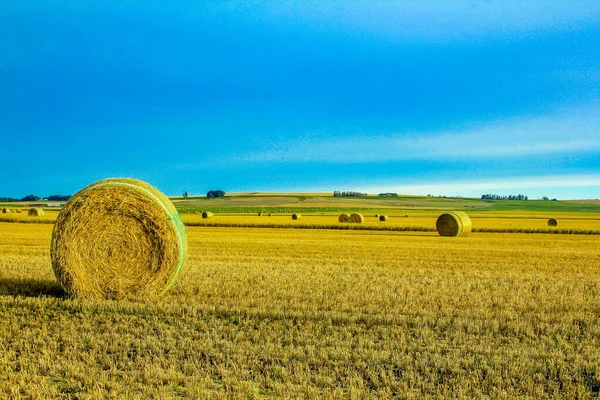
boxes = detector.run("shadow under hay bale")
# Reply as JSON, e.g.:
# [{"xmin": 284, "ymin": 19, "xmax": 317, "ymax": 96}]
[
  {"xmin": 292, "ymin": 213, "xmax": 301, "ymax": 220},
  {"xmin": 202, "ymin": 211, "xmax": 214, "ymax": 219},
  {"xmin": 379, "ymin": 215, "xmax": 389, "ymax": 221},
  {"xmin": 338, "ymin": 213, "xmax": 350, "ymax": 223},
  {"xmin": 548, "ymin": 218, "xmax": 559, "ymax": 227},
  {"xmin": 51, "ymin": 178, "xmax": 187, "ymax": 300},
  {"xmin": 436, "ymin": 211, "xmax": 472, "ymax": 237},
  {"xmin": 28, "ymin": 208, "xmax": 44, "ymax": 216},
  {"xmin": 349, "ymin": 213, "xmax": 364, "ymax": 223}
]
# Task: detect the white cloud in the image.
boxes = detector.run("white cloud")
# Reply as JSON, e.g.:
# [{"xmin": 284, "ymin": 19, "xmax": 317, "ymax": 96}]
[
  {"xmin": 227, "ymin": 106, "xmax": 600, "ymax": 164},
  {"xmin": 338, "ymin": 174, "xmax": 600, "ymax": 199}
]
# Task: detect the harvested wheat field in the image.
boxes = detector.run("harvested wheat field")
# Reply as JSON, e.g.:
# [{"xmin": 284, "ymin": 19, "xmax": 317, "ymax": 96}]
[{"xmin": 1, "ymin": 221, "xmax": 600, "ymax": 398}]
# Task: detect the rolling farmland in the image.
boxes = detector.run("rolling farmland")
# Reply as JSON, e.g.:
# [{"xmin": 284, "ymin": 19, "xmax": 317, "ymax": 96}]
[{"xmin": 1, "ymin": 195, "xmax": 600, "ymax": 397}]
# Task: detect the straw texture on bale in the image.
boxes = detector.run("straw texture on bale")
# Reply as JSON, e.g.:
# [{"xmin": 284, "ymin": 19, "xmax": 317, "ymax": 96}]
[
  {"xmin": 548, "ymin": 218, "xmax": 559, "ymax": 227},
  {"xmin": 202, "ymin": 211, "xmax": 214, "ymax": 219},
  {"xmin": 436, "ymin": 211, "xmax": 472, "ymax": 237},
  {"xmin": 338, "ymin": 213, "xmax": 350, "ymax": 223},
  {"xmin": 379, "ymin": 215, "xmax": 389, "ymax": 221},
  {"xmin": 50, "ymin": 178, "xmax": 187, "ymax": 300},
  {"xmin": 2, "ymin": 208, "xmax": 11, "ymax": 214},
  {"xmin": 292, "ymin": 213, "xmax": 301, "ymax": 220},
  {"xmin": 349, "ymin": 213, "xmax": 364, "ymax": 223},
  {"xmin": 28, "ymin": 208, "xmax": 44, "ymax": 216}
]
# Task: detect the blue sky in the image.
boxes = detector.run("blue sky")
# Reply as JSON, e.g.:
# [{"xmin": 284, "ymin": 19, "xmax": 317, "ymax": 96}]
[{"xmin": 1, "ymin": 1, "xmax": 599, "ymax": 199}]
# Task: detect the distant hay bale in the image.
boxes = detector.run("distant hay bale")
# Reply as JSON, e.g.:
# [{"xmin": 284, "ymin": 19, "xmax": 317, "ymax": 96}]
[
  {"xmin": 28, "ymin": 208, "xmax": 44, "ymax": 216},
  {"xmin": 258, "ymin": 212, "xmax": 262, "ymax": 216},
  {"xmin": 50, "ymin": 178, "xmax": 187, "ymax": 300},
  {"xmin": 349, "ymin": 213, "xmax": 364, "ymax": 223},
  {"xmin": 436, "ymin": 211, "xmax": 472, "ymax": 237},
  {"xmin": 404, "ymin": 214, "xmax": 409, "ymax": 217},
  {"xmin": 202, "ymin": 211, "xmax": 214, "ymax": 219},
  {"xmin": 338, "ymin": 213, "xmax": 350, "ymax": 223},
  {"xmin": 548, "ymin": 218, "xmax": 559, "ymax": 227},
  {"xmin": 268, "ymin": 213, "xmax": 272, "ymax": 216},
  {"xmin": 14, "ymin": 208, "xmax": 21, "ymax": 214},
  {"xmin": 2, "ymin": 208, "xmax": 11, "ymax": 214},
  {"xmin": 379, "ymin": 215, "xmax": 388, "ymax": 221},
  {"xmin": 374, "ymin": 214, "xmax": 379, "ymax": 217},
  {"xmin": 292, "ymin": 213, "xmax": 301, "ymax": 220}
]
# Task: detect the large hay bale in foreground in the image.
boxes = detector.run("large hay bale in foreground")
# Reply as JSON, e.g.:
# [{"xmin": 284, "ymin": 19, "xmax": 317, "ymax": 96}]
[
  {"xmin": 28, "ymin": 208, "xmax": 44, "ymax": 216},
  {"xmin": 338, "ymin": 213, "xmax": 350, "ymax": 223},
  {"xmin": 548, "ymin": 218, "xmax": 559, "ymax": 227},
  {"xmin": 292, "ymin": 213, "xmax": 301, "ymax": 220},
  {"xmin": 436, "ymin": 211, "xmax": 472, "ymax": 237},
  {"xmin": 202, "ymin": 211, "xmax": 214, "ymax": 219},
  {"xmin": 50, "ymin": 178, "xmax": 187, "ymax": 300},
  {"xmin": 379, "ymin": 215, "xmax": 389, "ymax": 221},
  {"xmin": 2, "ymin": 208, "xmax": 11, "ymax": 214},
  {"xmin": 349, "ymin": 213, "xmax": 364, "ymax": 223}
]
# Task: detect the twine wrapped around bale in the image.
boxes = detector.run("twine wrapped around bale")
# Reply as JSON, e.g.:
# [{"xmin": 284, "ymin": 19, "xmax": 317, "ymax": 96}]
[
  {"xmin": 349, "ymin": 213, "xmax": 364, "ymax": 223},
  {"xmin": 436, "ymin": 211, "xmax": 472, "ymax": 237},
  {"xmin": 292, "ymin": 213, "xmax": 301, "ymax": 220},
  {"xmin": 379, "ymin": 215, "xmax": 389, "ymax": 221},
  {"xmin": 202, "ymin": 211, "xmax": 214, "ymax": 219},
  {"xmin": 28, "ymin": 208, "xmax": 44, "ymax": 216},
  {"xmin": 2, "ymin": 208, "xmax": 11, "ymax": 214},
  {"xmin": 50, "ymin": 178, "xmax": 187, "ymax": 300},
  {"xmin": 338, "ymin": 213, "xmax": 350, "ymax": 223},
  {"xmin": 548, "ymin": 218, "xmax": 559, "ymax": 227}
]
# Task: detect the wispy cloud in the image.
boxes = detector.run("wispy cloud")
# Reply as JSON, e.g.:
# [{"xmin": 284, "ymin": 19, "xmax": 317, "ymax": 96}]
[
  {"xmin": 225, "ymin": 106, "xmax": 600, "ymax": 165},
  {"xmin": 356, "ymin": 174, "xmax": 600, "ymax": 198}
]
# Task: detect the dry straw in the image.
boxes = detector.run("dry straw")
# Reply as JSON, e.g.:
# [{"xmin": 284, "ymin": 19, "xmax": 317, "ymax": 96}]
[
  {"xmin": 338, "ymin": 213, "xmax": 350, "ymax": 223},
  {"xmin": 349, "ymin": 213, "xmax": 364, "ymax": 223},
  {"xmin": 436, "ymin": 211, "xmax": 472, "ymax": 237},
  {"xmin": 548, "ymin": 218, "xmax": 559, "ymax": 227},
  {"xmin": 292, "ymin": 213, "xmax": 301, "ymax": 220},
  {"xmin": 28, "ymin": 208, "xmax": 44, "ymax": 216},
  {"xmin": 202, "ymin": 211, "xmax": 214, "ymax": 219},
  {"xmin": 379, "ymin": 215, "xmax": 389, "ymax": 221},
  {"xmin": 50, "ymin": 178, "xmax": 187, "ymax": 300}
]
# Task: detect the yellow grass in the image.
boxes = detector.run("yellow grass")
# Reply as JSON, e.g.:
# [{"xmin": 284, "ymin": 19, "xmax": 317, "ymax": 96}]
[{"xmin": 1, "ymin": 222, "xmax": 600, "ymax": 397}]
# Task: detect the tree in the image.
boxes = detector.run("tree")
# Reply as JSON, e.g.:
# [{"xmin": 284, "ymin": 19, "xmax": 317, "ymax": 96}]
[
  {"xmin": 207, "ymin": 190, "xmax": 225, "ymax": 199},
  {"xmin": 20, "ymin": 194, "xmax": 40, "ymax": 202},
  {"xmin": 183, "ymin": 191, "xmax": 188, "ymax": 199}
]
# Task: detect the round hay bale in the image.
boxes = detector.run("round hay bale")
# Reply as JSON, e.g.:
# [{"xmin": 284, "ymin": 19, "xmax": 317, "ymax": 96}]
[
  {"xmin": 374, "ymin": 214, "xmax": 379, "ymax": 218},
  {"xmin": 268, "ymin": 213, "xmax": 272, "ymax": 216},
  {"xmin": 202, "ymin": 211, "xmax": 214, "ymax": 219},
  {"xmin": 338, "ymin": 213, "xmax": 350, "ymax": 223},
  {"xmin": 28, "ymin": 208, "xmax": 44, "ymax": 216},
  {"xmin": 548, "ymin": 218, "xmax": 558, "ymax": 227},
  {"xmin": 258, "ymin": 212, "xmax": 262, "ymax": 216},
  {"xmin": 436, "ymin": 211, "xmax": 472, "ymax": 237},
  {"xmin": 50, "ymin": 178, "xmax": 187, "ymax": 300},
  {"xmin": 2, "ymin": 208, "xmax": 11, "ymax": 214},
  {"xmin": 379, "ymin": 215, "xmax": 389, "ymax": 221},
  {"xmin": 404, "ymin": 214, "xmax": 409, "ymax": 217},
  {"xmin": 292, "ymin": 213, "xmax": 301, "ymax": 220},
  {"xmin": 349, "ymin": 213, "xmax": 364, "ymax": 223}
]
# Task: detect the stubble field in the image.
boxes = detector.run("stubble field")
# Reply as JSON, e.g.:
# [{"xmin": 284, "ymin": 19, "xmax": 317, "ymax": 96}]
[{"xmin": 1, "ymin": 218, "xmax": 600, "ymax": 398}]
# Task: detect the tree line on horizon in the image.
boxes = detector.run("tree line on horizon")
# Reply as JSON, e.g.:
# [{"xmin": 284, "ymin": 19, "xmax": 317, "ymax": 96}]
[
  {"xmin": 0, "ymin": 194, "xmax": 71, "ymax": 202},
  {"xmin": 481, "ymin": 194, "xmax": 528, "ymax": 200}
]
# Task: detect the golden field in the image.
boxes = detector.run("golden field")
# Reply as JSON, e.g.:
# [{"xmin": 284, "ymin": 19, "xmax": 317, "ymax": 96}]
[{"xmin": 1, "ymin": 221, "xmax": 600, "ymax": 398}]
